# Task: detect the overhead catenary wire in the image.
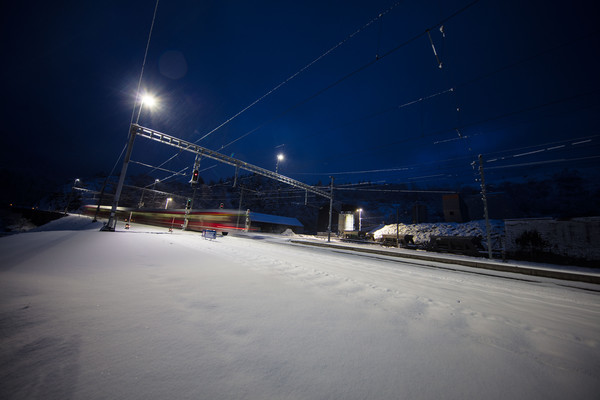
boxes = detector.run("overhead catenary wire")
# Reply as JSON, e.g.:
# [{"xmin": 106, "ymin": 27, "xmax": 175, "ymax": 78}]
[
  {"xmin": 485, "ymin": 135, "xmax": 599, "ymax": 162},
  {"xmin": 293, "ymin": 133, "xmax": 598, "ymax": 176},
  {"xmin": 282, "ymin": 29, "xmax": 598, "ymax": 172},
  {"xmin": 130, "ymin": 0, "xmax": 596, "ymax": 197},
  {"xmin": 320, "ymin": 88, "xmax": 600, "ymax": 165},
  {"xmin": 139, "ymin": 0, "xmax": 483, "ymax": 183},
  {"xmin": 130, "ymin": 0, "xmax": 160, "ymax": 132},
  {"xmin": 335, "ymin": 187, "xmax": 456, "ymax": 194},
  {"xmin": 485, "ymin": 155, "xmax": 600, "ymax": 171},
  {"xmin": 146, "ymin": 150, "xmax": 184, "ymax": 177},
  {"xmin": 97, "ymin": 0, "xmax": 160, "ymax": 221},
  {"xmin": 309, "ymin": 28, "xmax": 599, "ymax": 167},
  {"xmin": 296, "ymin": 87, "xmax": 456, "ymax": 144},
  {"xmin": 216, "ymin": 0, "xmax": 482, "ymax": 151},
  {"xmin": 157, "ymin": 164, "xmax": 219, "ymax": 186},
  {"xmin": 130, "ymin": 160, "xmax": 187, "ymax": 176},
  {"xmin": 289, "ymin": 133, "xmax": 599, "ymax": 185},
  {"xmin": 193, "ymin": 1, "xmax": 404, "ymax": 145},
  {"xmin": 146, "ymin": 1, "xmax": 405, "ymax": 176}
]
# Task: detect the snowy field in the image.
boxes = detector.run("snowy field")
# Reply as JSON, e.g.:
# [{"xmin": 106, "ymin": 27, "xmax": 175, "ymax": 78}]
[{"xmin": 1, "ymin": 216, "xmax": 599, "ymax": 399}]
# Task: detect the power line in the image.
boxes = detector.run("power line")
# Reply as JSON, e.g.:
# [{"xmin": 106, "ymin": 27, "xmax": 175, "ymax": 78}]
[
  {"xmin": 485, "ymin": 135, "xmax": 599, "ymax": 163},
  {"xmin": 290, "ymin": 29, "xmax": 597, "ymax": 169},
  {"xmin": 335, "ymin": 187, "xmax": 456, "ymax": 194},
  {"xmin": 305, "ymin": 32, "xmax": 600, "ymax": 167},
  {"xmin": 148, "ymin": 1, "xmax": 406, "ymax": 174},
  {"xmin": 129, "ymin": 0, "xmax": 161, "ymax": 131},
  {"xmin": 99, "ymin": 0, "xmax": 160, "ymax": 227},
  {"xmin": 486, "ymin": 155, "xmax": 600, "ymax": 171},
  {"xmin": 194, "ymin": 1, "xmax": 405, "ymax": 145},
  {"xmin": 322, "ymin": 88, "xmax": 600, "ymax": 164},
  {"xmin": 283, "ymin": 137, "xmax": 599, "ymax": 189},
  {"xmin": 130, "ymin": 160, "xmax": 187, "ymax": 176},
  {"xmin": 217, "ymin": 0, "xmax": 482, "ymax": 151},
  {"xmin": 297, "ymin": 87, "xmax": 456, "ymax": 144},
  {"xmin": 294, "ymin": 134, "xmax": 599, "ymax": 178},
  {"xmin": 279, "ymin": 29, "xmax": 599, "ymax": 174}
]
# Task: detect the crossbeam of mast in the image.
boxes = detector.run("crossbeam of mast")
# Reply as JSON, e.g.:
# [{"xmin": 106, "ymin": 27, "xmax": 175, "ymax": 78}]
[{"xmin": 132, "ymin": 124, "xmax": 331, "ymax": 200}]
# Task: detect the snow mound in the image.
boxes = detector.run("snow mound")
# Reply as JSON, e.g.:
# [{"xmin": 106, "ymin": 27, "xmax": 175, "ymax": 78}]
[
  {"xmin": 6, "ymin": 217, "xmax": 37, "ymax": 233},
  {"xmin": 29, "ymin": 214, "xmax": 104, "ymax": 232},
  {"xmin": 280, "ymin": 228, "xmax": 296, "ymax": 236},
  {"xmin": 371, "ymin": 220, "xmax": 505, "ymax": 249}
]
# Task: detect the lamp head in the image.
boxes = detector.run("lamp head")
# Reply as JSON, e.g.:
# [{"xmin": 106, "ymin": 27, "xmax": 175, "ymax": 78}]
[{"xmin": 141, "ymin": 94, "xmax": 156, "ymax": 108}]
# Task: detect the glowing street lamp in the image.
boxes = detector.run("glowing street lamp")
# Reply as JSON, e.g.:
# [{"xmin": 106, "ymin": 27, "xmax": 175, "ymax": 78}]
[
  {"xmin": 165, "ymin": 197, "xmax": 172, "ymax": 209},
  {"xmin": 357, "ymin": 208, "xmax": 363, "ymax": 232},
  {"xmin": 276, "ymin": 153, "xmax": 284, "ymax": 174},
  {"xmin": 136, "ymin": 93, "xmax": 157, "ymax": 124}
]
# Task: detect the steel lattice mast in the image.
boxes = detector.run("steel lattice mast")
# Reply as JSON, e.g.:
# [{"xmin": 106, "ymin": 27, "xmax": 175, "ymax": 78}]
[{"xmin": 102, "ymin": 124, "xmax": 332, "ymax": 231}]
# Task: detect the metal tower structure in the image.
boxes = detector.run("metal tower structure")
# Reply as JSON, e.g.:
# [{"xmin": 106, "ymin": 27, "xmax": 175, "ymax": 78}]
[{"xmin": 102, "ymin": 124, "xmax": 333, "ymax": 232}]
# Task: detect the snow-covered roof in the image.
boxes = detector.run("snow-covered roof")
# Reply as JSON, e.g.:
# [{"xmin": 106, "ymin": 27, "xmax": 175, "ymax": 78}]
[{"xmin": 249, "ymin": 212, "xmax": 303, "ymax": 227}]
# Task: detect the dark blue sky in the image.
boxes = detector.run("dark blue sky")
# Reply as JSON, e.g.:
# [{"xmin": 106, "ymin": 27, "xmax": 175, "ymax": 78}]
[{"xmin": 2, "ymin": 0, "xmax": 598, "ymax": 190}]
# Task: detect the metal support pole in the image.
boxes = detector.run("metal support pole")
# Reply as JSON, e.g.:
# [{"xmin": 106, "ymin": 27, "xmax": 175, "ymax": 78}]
[
  {"xmin": 358, "ymin": 209, "xmax": 362, "ymax": 232},
  {"xmin": 396, "ymin": 207, "xmax": 400, "ymax": 248},
  {"xmin": 152, "ymin": 180, "xmax": 159, "ymax": 204},
  {"xmin": 138, "ymin": 188, "xmax": 145, "ymax": 208},
  {"xmin": 64, "ymin": 179, "xmax": 78, "ymax": 214},
  {"xmin": 478, "ymin": 154, "xmax": 493, "ymax": 259},
  {"xmin": 102, "ymin": 126, "xmax": 137, "ymax": 231},
  {"xmin": 236, "ymin": 187, "xmax": 244, "ymax": 229},
  {"xmin": 183, "ymin": 200, "xmax": 190, "ymax": 231},
  {"xmin": 327, "ymin": 176, "xmax": 334, "ymax": 242},
  {"xmin": 93, "ymin": 177, "xmax": 109, "ymax": 222},
  {"xmin": 245, "ymin": 209, "xmax": 251, "ymax": 232}
]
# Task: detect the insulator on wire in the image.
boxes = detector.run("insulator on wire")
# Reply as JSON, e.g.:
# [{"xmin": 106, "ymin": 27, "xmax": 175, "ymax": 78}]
[{"xmin": 426, "ymin": 30, "xmax": 443, "ymax": 69}]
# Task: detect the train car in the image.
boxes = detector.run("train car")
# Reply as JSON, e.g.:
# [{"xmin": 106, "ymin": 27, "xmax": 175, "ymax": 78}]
[{"xmin": 83, "ymin": 205, "xmax": 246, "ymax": 234}]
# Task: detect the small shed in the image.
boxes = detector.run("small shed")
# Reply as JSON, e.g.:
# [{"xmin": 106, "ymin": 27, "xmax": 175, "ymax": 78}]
[{"xmin": 247, "ymin": 212, "xmax": 303, "ymax": 233}]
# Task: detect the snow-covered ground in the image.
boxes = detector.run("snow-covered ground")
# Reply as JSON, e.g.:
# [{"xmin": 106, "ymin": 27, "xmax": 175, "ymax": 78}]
[{"xmin": 1, "ymin": 215, "xmax": 599, "ymax": 399}]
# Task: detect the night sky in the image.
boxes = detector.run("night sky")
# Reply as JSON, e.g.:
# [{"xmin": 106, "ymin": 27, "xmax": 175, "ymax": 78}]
[{"xmin": 1, "ymin": 0, "xmax": 598, "ymax": 193}]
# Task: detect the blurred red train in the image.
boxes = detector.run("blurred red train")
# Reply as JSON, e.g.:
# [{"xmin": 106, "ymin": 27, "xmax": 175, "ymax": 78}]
[{"xmin": 83, "ymin": 205, "xmax": 247, "ymax": 233}]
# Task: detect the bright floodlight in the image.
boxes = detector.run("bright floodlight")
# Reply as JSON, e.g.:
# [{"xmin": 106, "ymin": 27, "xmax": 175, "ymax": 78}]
[
  {"xmin": 277, "ymin": 154, "xmax": 284, "ymax": 161},
  {"xmin": 141, "ymin": 94, "xmax": 156, "ymax": 108},
  {"xmin": 135, "ymin": 93, "xmax": 158, "ymax": 124}
]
